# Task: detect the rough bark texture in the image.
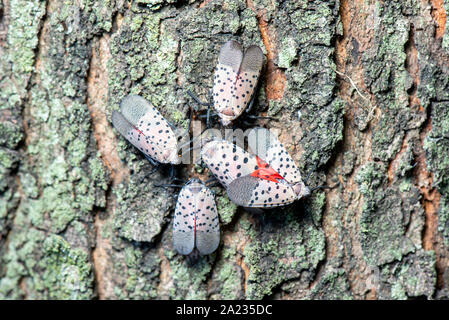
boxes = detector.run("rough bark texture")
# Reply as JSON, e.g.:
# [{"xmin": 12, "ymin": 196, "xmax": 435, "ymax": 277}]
[{"xmin": 0, "ymin": 0, "xmax": 448, "ymax": 300}]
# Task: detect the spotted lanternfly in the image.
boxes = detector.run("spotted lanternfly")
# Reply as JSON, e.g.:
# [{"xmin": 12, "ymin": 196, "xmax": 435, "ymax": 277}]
[
  {"xmin": 201, "ymin": 139, "xmax": 259, "ymax": 188},
  {"xmin": 212, "ymin": 40, "xmax": 265, "ymax": 125},
  {"xmin": 173, "ymin": 178, "xmax": 220, "ymax": 255},
  {"xmin": 111, "ymin": 94, "xmax": 181, "ymax": 165},
  {"xmin": 201, "ymin": 129, "xmax": 310, "ymax": 208}
]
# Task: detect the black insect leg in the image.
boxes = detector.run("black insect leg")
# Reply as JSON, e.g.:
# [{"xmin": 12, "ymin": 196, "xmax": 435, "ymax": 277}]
[
  {"xmin": 167, "ymin": 121, "xmax": 179, "ymax": 132},
  {"xmin": 168, "ymin": 165, "xmax": 178, "ymax": 183},
  {"xmin": 310, "ymin": 181, "xmax": 340, "ymax": 193},
  {"xmin": 175, "ymin": 107, "xmax": 194, "ymax": 163},
  {"xmin": 144, "ymin": 154, "xmax": 159, "ymax": 167},
  {"xmin": 187, "ymin": 89, "xmax": 219, "ymax": 128},
  {"xmin": 241, "ymin": 98, "xmax": 277, "ymax": 124},
  {"xmin": 187, "ymin": 105, "xmax": 193, "ymax": 133},
  {"xmin": 187, "ymin": 90, "xmax": 211, "ymax": 107},
  {"xmin": 171, "ymin": 177, "xmax": 188, "ymax": 184},
  {"xmin": 246, "ymin": 93, "xmax": 256, "ymax": 114},
  {"xmin": 154, "ymin": 183, "xmax": 184, "ymax": 189},
  {"xmin": 243, "ymin": 91, "xmax": 278, "ymax": 122},
  {"xmin": 244, "ymin": 207, "xmax": 265, "ymax": 215},
  {"xmin": 152, "ymin": 167, "xmax": 184, "ymax": 189},
  {"xmin": 206, "ymin": 105, "xmax": 211, "ymax": 128},
  {"xmin": 178, "ymin": 118, "xmax": 203, "ymax": 159},
  {"xmin": 205, "ymin": 176, "xmax": 221, "ymax": 188},
  {"xmin": 304, "ymin": 168, "xmax": 316, "ymax": 186},
  {"xmin": 206, "ymin": 88, "xmax": 214, "ymax": 128},
  {"xmin": 197, "ymin": 112, "xmax": 219, "ymax": 121},
  {"xmin": 246, "ymin": 114, "xmax": 277, "ymax": 120}
]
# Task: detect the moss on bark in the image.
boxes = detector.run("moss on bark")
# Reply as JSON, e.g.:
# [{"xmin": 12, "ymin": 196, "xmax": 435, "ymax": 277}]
[{"xmin": 0, "ymin": 0, "xmax": 448, "ymax": 300}]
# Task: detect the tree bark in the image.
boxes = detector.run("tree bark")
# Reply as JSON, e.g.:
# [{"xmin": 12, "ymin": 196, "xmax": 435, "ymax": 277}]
[{"xmin": 0, "ymin": 0, "xmax": 448, "ymax": 299}]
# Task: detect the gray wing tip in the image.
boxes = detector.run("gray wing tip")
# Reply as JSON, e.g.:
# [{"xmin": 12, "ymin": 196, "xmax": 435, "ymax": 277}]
[
  {"xmin": 219, "ymin": 40, "xmax": 243, "ymax": 66},
  {"xmin": 119, "ymin": 94, "xmax": 154, "ymax": 125},
  {"xmin": 111, "ymin": 110, "xmax": 121, "ymax": 123},
  {"xmin": 246, "ymin": 45, "xmax": 264, "ymax": 55},
  {"xmin": 242, "ymin": 45, "xmax": 265, "ymax": 71},
  {"xmin": 226, "ymin": 175, "xmax": 259, "ymax": 207},
  {"xmin": 173, "ymin": 235, "xmax": 195, "ymax": 256},
  {"xmin": 222, "ymin": 39, "xmax": 242, "ymax": 51},
  {"xmin": 196, "ymin": 231, "xmax": 220, "ymax": 255},
  {"xmin": 111, "ymin": 110, "xmax": 131, "ymax": 135},
  {"xmin": 120, "ymin": 94, "xmax": 153, "ymax": 112},
  {"xmin": 111, "ymin": 110, "xmax": 121, "ymax": 128},
  {"xmin": 175, "ymin": 246, "xmax": 195, "ymax": 256}
]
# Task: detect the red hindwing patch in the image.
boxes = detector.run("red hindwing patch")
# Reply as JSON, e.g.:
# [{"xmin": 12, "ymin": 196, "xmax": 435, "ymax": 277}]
[{"xmin": 251, "ymin": 156, "xmax": 284, "ymax": 183}]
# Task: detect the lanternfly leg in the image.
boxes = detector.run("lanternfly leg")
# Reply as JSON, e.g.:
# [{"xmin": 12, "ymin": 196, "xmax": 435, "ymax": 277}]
[
  {"xmin": 310, "ymin": 181, "xmax": 340, "ymax": 192},
  {"xmin": 246, "ymin": 93, "xmax": 257, "ymax": 114},
  {"xmin": 187, "ymin": 90, "xmax": 211, "ymax": 107},
  {"xmin": 144, "ymin": 154, "xmax": 159, "ymax": 167},
  {"xmin": 246, "ymin": 114, "xmax": 278, "ymax": 120},
  {"xmin": 205, "ymin": 176, "xmax": 220, "ymax": 188},
  {"xmin": 154, "ymin": 183, "xmax": 183, "ymax": 188}
]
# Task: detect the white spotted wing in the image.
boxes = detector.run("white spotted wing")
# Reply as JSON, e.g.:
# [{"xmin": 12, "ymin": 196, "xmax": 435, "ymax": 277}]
[
  {"xmin": 212, "ymin": 41, "xmax": 264, "ymax": 125},
  {"xmin": 173, "ymin": 179, "xmax": 220, "ymax": 255},
  {"xmin": 248, "ymin": 128, "xmax": 303, "ymax": 185},
  {"xmin": 112, "ymin": 95, "xmax": 180, "ymax": 164},
  {"xmin": 194, "ymin": 183, "xmax": 220, "ymax": 255},
  {"xmin": 201, "ymin": 140, "xmax": 259, "ymax": 188},
  {"xmin": 173, "ymin": 183, "xmax": 196, "ymax": 255},
  {"xmin": 227, "ymin": 175, "xmax": 297, "ymax": 208}
]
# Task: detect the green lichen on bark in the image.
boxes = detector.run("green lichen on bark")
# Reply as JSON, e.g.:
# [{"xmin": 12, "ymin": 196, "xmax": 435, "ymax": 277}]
[
  {"xmin": 113, "ymin": 171, "xmax": 175, "ymax": 242},
  {"xmin": 106, "ymin": 0, "xmax": 341, "ymax": 299},
  {"xmin": 108, "ymin": 5, "xmax": 180, "ymax": 117},
  {"xmin": 443, "ymin": 0, "xmax": 449, "ymax": 52},
  {"xmin": 424, "ymin": 102, "xmax": 449, "ymax": 245},
  {"xmin": 114, "ymin": 245, "xmax": 161, "ymax": 299},
  {"xmin": 0, "ymin": 148, "xmax": 20, "ymax": 241},
  {"xmin": 2, "ymin": 0, "xmax": 447, "ymax": 300},
  {"xmin": 350, "ymin": 0, "xmax": 447, "ymax": 299},
  {"xmin": 0, "ymin": 0, "xmax": 47, "ymax": 298},
  {"xmin": 308, "ymin": 268, "xmax": 353, "ymax": 300},
  {"xmin": 213, "ymin": 187, "xmax": 238, "ymax": 225},
  {"xmin": 108, "ymin": 3, "xmax": 182, "ymax": 246},
  {"xmin": 40, "ymin": 235, "xmax": 94, "ymax": 299},
  {"xmin": 167, "ymin": 253, "xmax": 215, "ymax": 300},
  {"xmin": 5, "ymin": 0, "xmax": 46, "ymax": 85},
  {"xmin": 242, "ymin": 208, "xmax": 326, "ymax": 299},
  {"xmin": 412, "ymin": 0, "xmax": 449, "ymax": 258},
  {"xmin": 0, "ymin": 0, "xmax": 46, "ymax": 263},
  {"xmin": 267, "ymin": 0, "xmax": 344, "ymax": 170},
  {"xmin": 416, "ymin": 0, "xmax": 449, "ymax": 248},
  {"xmin": 209, "ymin": 245, "xmax": 245, "ymax": 299},
  {"xmin": 377, "ymin": 250, "xmax": 436, "ymax": 299},
  {"xmin": 355, "ymin": 161, "xmax": 420, "ymax": 266},
  {"xmin": 0, "ymin": 0, "xmax": 121, "ymax": 299},
  {"xmin": 362, "ymin": 1, "xmax": 421, "ymax": 162}
]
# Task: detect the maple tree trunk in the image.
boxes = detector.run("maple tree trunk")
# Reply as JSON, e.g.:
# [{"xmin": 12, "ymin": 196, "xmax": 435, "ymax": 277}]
[{"xmin": 1, "ymin": 0, "xmax": 449, "ymax": 299}]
